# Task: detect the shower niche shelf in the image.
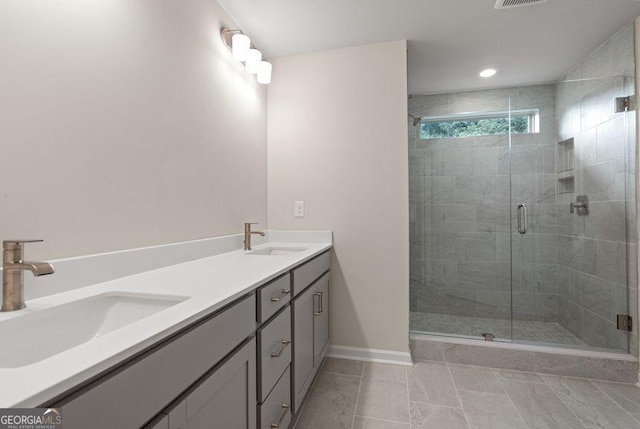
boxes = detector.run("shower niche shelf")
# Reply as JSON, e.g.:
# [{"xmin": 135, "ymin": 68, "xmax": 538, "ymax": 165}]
[
  {"xmin": 556, "ymin": 137, "xmax": 575, "ymax": 173},
  {"xmin": 557, "ymin": 175, "xmax": 575, "ymax": 194},
  {"xmin": 557, "ymin": 137, "xmax": 575, "ymax": 193}
]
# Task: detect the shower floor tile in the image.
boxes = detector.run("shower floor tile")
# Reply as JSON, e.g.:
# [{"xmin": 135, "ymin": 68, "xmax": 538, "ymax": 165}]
[{"xmin": 410, "ymin": 311, "xmax": 587, "ymax": 346}]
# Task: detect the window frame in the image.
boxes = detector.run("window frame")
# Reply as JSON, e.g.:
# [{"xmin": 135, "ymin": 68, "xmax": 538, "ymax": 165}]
[{"xmin": 418, "ymin": 108, "xmax": 540, "ymax": 140}]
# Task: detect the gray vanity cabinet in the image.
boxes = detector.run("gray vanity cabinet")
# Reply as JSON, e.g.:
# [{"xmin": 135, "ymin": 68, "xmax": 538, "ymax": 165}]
[
  {"xmin": 56, "ymin": 295, "xmax": 256, "ymax": 429},
  {"xmin": 48, "ymin": 249, "xmax": 331, "ymax": 429},
  {"xmin": 292, "ymin": 270, "xmax": 330, "ymax": 413},
  {"xmin": 166, "ymin": 339, "xmax": 256, "ymax": 429}
]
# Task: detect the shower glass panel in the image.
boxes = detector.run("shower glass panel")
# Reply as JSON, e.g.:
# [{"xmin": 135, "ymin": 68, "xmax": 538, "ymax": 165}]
[
  {"xmin": 409, "ymin": 75, "xmax": 636, "ymax": 353},
  {"xmin": 409, "ymin": 90, "xmax": 514, "ymax": 342}
]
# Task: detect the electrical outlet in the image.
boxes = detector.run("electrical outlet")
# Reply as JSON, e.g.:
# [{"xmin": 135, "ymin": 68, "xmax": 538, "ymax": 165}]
[{"xmin": 294, "ymin": 201, "xmax": 305, "ymax": 217}]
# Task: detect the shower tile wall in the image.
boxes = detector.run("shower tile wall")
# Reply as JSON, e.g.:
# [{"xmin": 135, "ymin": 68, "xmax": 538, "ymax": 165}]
[
  {"xmin": 555, "ymin": 23, "xmax": 637, "ymax": 352},
  {"xmin": 409, "ymin": 84, "xmax": 558, "ymax": 330}
]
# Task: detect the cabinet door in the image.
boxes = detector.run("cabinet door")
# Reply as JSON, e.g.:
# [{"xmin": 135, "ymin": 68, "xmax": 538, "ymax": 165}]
[
  {"xmin": 292, "ymin": 285, "xmax": 316, "ymax": 413},
  {"xmin": 168, "ymin": 339, "xmax": 256, "ymax": 429},
  {"xmin": 313, "ymin": 273, "xmax": 330, "ymax": 365}
]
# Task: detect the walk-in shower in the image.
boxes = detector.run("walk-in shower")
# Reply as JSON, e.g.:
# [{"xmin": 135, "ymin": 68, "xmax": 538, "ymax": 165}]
[{"xmin": 409, "ymin": 23, "xmax": 638, "ymax": 356}]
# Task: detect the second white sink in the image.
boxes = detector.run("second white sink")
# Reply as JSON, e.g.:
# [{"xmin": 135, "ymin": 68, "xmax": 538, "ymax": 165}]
[
  {"xmin": 247, "ymin": 246, "xmax": 308, "ymax": 256},
  {"xmin": 0, "ymin": 293, "xmax": 187, "ymax": 368}
]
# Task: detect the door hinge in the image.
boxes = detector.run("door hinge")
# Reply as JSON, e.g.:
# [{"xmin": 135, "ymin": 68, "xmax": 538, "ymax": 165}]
[
  {"xmin": 615, "ymin": 96, "xmax": 631, "ymax": 113},
  {"xmin": 617, "ymin": 314, "xmax": 633, "ymax": 331}
]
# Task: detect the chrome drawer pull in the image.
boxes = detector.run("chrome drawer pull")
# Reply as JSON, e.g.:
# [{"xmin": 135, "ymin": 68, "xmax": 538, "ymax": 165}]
[
  {"xmin": 270, "ymin": 403, "xmax": 290, "ymax": 428},
  {"xmin": 314, "ymin": 291, "xmax": 323, "ymax": 316},
  {"xmin": 270, "ymin": 339, "xmax": 291, "ymax": 357},
  {"xmin": 270, "ymin": 289, "xmax": 290, "ymax": 302}
]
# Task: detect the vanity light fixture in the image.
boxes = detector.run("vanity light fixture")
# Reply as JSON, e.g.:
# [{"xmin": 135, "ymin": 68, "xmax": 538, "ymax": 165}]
[
  {"xmin": 245, "ymin": 48, "xmax": 262, "ymax": 74},
  {"xmin": 257, "ymin": 61, "xmax": 272, "ymax": 85},
  {"xmin": 479, "ymin": 68, "xmax": 497, "ymax": 78},
  {"xmin": 221, "ymin": 27, "xmax": 272, "ymax": 85},
  {"xmin": 232, "ymin": 33, "xmax": 250, "ymax": 61}
]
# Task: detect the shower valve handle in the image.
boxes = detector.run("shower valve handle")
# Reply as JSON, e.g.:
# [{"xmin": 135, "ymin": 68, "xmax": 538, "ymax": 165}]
[{"xmin": 570, "ymin": 195, "xmax": 589, "ymax": 215}]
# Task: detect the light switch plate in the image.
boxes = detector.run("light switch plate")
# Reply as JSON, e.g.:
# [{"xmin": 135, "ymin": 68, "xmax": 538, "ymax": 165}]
[{"xmin": 294, "ymin": 201, "xmax": 305, "ymax": 217}]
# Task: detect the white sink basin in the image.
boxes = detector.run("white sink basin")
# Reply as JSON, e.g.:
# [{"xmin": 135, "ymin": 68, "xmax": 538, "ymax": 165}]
[
  {"xmin": 0, "ymin": 293, "xmax": 187, "ymax": 368},
  {"xmin": 247, "ymin": 246, "xmax": 308, "ymax": 256}
]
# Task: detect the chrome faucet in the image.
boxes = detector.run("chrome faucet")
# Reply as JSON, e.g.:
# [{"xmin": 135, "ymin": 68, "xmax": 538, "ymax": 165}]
[
  {"xmin": 2, "ymin": 240, "xmax": 54, "ymax": 312},
  {"xmin": 243, "ymin": 223, "xmax": 265, "ymax": 251}
]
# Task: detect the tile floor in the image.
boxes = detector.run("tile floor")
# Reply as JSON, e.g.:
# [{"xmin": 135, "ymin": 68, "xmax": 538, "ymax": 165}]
[
  {"xmin": 293, "ymin": 357, "xmax": 640, "ymax": 429},
  {"xmin": 410, "ymin": 311, "xmax": 588, "ymax": 346}
]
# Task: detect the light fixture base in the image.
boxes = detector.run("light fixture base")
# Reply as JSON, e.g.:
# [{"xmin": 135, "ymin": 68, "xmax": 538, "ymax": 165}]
[{"xmin": 220, "ymin": 27, "xmax": 243, "ymax": 52}]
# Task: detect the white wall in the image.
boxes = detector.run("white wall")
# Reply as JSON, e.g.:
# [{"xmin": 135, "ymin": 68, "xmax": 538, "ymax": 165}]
[
  {"xmin": 0, "ymin": 0, "xmax": 267, "ymax": 260},
  {"xmin": 267, "ymin": 41, "xmax": 410, "ymax": 353}
]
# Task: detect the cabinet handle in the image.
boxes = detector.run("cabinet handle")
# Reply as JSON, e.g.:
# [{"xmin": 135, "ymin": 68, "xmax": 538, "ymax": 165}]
[
  {"xmin": 270, "ymin": 339, "xmax": 291, "ymax": 358},
  {"xmin": 270, "ymin": 403, "xmax": 290, "ymax": 428},
  {"xmin": 270, "ymin": 289, "xmax": 290, "ymax": 302},
  {"xmin": 314, "ymin": 291, "xmax": 323, "ymax": 316}
]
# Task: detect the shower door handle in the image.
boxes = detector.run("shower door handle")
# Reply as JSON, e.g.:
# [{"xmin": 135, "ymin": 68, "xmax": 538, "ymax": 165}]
[{"xmin": 517, "ymin": 203, "xmax": 528, "ymax": 234}]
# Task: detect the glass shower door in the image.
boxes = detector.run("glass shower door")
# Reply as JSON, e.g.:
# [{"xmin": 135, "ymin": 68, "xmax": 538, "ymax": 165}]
[
  {"xmin": 507, "ymin": 86, "xmax": 564, "ymax": 345},
  {"xmin": 510, "ymin": 77, "xmax": 635, "ymax": 352}
]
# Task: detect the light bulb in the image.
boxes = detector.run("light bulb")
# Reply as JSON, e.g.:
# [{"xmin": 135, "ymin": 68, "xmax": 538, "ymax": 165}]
[
  {"xmin": 257, "ymin": 61, "xmax": 272, "ymax": 84},
  {"xmin": 245, "ymin": 49, "xmax": 262, "ymax": 74},
  {"xmin": 232, "ymin": 33, "xmax": 250, "ymax": 62}
]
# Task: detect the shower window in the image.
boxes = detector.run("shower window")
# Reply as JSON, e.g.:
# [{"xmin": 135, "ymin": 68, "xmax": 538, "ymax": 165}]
[{"xmin": 419, "ymin": 108, "xmax": 539, "ymax": 139}]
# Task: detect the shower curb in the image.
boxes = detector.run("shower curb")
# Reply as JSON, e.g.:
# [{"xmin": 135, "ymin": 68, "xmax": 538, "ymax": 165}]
[{"xmin": 411, "ymin": 333, "xmax": 639, "ymax": 383}]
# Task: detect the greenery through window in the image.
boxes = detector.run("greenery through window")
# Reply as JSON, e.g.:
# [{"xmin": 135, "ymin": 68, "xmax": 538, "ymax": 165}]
[{"xmin": 419, "ymin": 109, "xmax": 539, "ymax": 139}]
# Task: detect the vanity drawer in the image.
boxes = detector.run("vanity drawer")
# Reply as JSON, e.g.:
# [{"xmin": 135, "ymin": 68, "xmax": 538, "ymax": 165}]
[
  {"xmin": 258, "ymin": 306, "xmax": 291, "ymax": 402},
  {"xmin": 292, "ymin": 251, "xmax": 330, "ymax": 297},
  {"xmin": 259, "ymin": 368, "xmax": 291, "ymax": 429},
  {"xmin": 56, "ymin": 294, "xmax": 256, "ymax": 429},
  {"xmin": 257, "ymin": 273, "xmax": 291, "ymax": 323}
]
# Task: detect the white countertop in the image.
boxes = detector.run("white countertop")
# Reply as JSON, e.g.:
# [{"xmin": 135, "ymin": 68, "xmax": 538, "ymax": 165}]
[{"xmin": 0, "ymin": 238, "xmax": 332, "ymax": 407}]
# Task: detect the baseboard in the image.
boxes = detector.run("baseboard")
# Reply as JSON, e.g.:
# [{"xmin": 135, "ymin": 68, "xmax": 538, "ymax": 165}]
[{"xmin": 327, "ymin": 345, "xmax": 413, "ymax": 366}]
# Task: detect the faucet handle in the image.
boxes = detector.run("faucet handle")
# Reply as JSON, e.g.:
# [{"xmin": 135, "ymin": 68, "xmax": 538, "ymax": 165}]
[{"xmin": 3, "ymin": 240, "xmax": 44, "ymax": 250}]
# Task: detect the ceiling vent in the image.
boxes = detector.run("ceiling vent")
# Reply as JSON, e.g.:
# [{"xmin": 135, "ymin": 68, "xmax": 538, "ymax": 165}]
[{"xmin": 495, "ymin": 0, "xmax": 548, "ymax": 9}]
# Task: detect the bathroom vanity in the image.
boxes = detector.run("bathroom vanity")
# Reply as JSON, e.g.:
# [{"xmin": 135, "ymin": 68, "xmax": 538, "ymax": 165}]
[
  {"xmin": 57, "ymin": 249, "xmax": 330, "ymax": 429},
  {"xmin": 0, "ymin": 234, "xmax": 331, "ymax": 429}
]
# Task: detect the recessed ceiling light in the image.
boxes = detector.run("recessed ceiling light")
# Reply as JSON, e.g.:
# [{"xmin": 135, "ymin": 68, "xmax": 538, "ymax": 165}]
[{"xmin": 479, "ymin": 68, "xmax": 497, "ymax": 78}]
